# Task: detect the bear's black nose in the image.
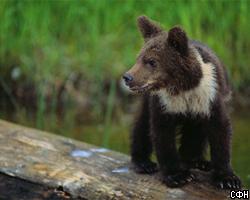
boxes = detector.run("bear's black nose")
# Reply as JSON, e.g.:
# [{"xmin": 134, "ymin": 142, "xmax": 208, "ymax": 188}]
[{"xmin": 123, "ymin": 73, "xmax": 133, "ymax": 83}]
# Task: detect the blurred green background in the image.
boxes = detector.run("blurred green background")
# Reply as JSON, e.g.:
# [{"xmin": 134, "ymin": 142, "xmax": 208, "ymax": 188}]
[{"xmin": 0, "ymin": 0, "xmax": 249, "ymax": 188}]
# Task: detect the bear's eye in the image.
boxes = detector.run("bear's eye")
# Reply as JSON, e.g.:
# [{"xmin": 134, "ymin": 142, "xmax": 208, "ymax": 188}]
[{"xmin": 147, "ymin": 59, "xmax": 157, "ymax": 68}]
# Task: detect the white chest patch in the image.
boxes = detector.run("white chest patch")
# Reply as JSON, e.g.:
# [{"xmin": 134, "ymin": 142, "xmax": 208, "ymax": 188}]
[{"xmin": 156, "ymin": 50, "xmax": 217, "ymax": 116}]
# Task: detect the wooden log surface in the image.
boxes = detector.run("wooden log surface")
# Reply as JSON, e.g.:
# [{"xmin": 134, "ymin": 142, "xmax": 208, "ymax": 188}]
[
  {"xmin": 0, "ymin": 120, "xmax": 229, "ymax": 200},
  {"xmin": 0, "ymin": 173, "xmax": 78, "ymax": 200}
]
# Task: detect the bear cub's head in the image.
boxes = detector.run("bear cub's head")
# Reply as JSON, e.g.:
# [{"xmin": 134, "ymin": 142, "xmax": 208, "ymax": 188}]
[{"xmin": 123, "ymin": 16, "xmax": 202, "ymax": 95}]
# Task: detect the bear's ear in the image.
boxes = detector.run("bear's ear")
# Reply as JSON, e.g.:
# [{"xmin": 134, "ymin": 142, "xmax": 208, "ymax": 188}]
[
  {"xmin": 167, "ymin": 26, "xmax": 188, "ymax": 56},
  {"xmin": 137, "ymin": 16, "xmax": 162, "ymax": 41}
]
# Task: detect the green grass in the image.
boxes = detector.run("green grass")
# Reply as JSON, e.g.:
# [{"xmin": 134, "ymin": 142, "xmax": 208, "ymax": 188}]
[
  {"xmin": 232, "ymin": 114, "xmax": 250, "ymax": 189},
  {"xmin": 0, "ymin": 0, "xmax": 249, "ymax": 124},
  {"xmin": 1, "ymin": 0, "xmax": 250, "ymax": 86}
]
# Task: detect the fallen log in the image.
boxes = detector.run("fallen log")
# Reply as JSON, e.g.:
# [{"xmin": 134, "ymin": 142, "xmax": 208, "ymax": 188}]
[{"xmin": 0, "ymin": 120, "xmax": 229, "ymax": 199}]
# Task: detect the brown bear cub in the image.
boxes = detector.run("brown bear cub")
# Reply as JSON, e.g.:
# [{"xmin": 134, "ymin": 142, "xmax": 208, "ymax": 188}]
[{"xmin": 123, "ymin": 16, "xmax": 242, "ymax": 189}]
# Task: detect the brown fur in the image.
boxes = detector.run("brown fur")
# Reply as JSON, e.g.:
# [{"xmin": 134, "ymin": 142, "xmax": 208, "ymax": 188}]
[
  {"xmin": 126, "ymin": 18, "xmax": 203, "ymax": 96},
  {"xmin": 123, "ymin": 16, "xmax": 241, "ymax": 189}
]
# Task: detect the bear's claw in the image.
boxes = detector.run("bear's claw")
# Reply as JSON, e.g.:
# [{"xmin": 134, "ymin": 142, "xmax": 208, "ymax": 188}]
[
  {"xmin": 161, "ymin": 170, "xmax": 195, "ymax": 188},
  {"xmin": 186, "ymin": 160, "xmax": 211, "ymax": 171},
  {"xmin": 132, "ymin": 160, "xmax": 158, "ymax": 174},
  {"xmin": 214, "ymin": 173, "xmax": 242, "ymax": 190}
]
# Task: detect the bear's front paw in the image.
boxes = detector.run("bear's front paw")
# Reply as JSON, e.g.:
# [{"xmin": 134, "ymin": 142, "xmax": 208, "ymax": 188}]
[
  {"xmin": 161, "ymin": 170, "xmax": 195, "ymax": 188},
  {"xmin": 186, "ymin": 159, "xmax": 211, "ymax": 171},
  {"xmin": 132, "ymin": 160, "xmax": 158, "ymax": 174},
  {"xmin": 213, "ymin": 172, "xmax": 242, "ymax": 189}
]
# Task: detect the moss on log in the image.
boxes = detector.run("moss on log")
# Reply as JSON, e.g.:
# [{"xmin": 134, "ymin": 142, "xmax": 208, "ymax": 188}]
[{"xmin": 0, "ymin": 120, "xmax": 229, "ymax": 199}]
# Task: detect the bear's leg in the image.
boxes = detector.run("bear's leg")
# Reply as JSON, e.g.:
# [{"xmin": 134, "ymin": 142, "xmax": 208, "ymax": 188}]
[
  {"xmin": 207, "ymin": 100, "xmax": 242, "ymax": 189},
  {"xmin": 131, "ymin": 96, "xmax": 157, "ymax": 174},
  {"xmin": 151, "ymin": 114, "xmax": 194, "ymax": 187},
  {"xmin": 150, "ymin": 98, "xmax": 194, "ymax": 187},
  {"xmin": 179, "ymin": 121, "xmax": 211, "ymax": 171}
]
